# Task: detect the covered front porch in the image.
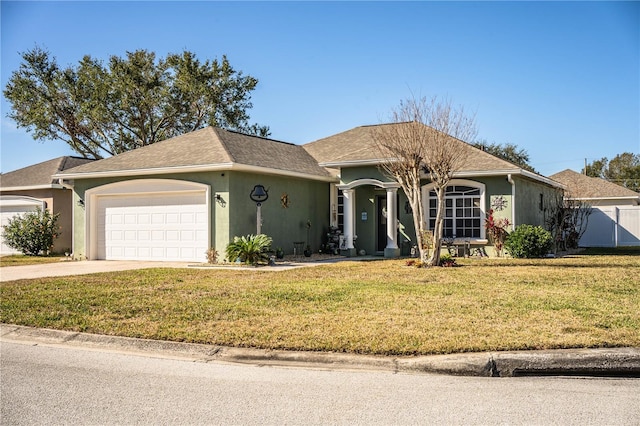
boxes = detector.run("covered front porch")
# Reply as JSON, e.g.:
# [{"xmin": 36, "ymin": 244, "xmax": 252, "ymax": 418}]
[{"xmin": 337, "ymin": 179, "xmax": 403, "ymax": 258}]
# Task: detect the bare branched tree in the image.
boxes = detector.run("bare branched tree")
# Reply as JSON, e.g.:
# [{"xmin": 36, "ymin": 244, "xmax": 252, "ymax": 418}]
[
  {"xmin": 373, "ymin": 96, "xmax": 477, "ymax": 266},
  {"xmin": 544, "ymin": 191, "xmax": 591, "ymax": 253}
]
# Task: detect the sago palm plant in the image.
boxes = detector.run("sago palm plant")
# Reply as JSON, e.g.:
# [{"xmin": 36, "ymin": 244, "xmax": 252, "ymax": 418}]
[{"xmin": 225, "ymin": 234, "xmax": 273, "ymax": 265}]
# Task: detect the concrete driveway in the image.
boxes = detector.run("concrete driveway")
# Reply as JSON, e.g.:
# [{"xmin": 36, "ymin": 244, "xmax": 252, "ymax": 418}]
[{"xmin": 0, "ymin": 260, "xmax": 192, "ymax": 282}]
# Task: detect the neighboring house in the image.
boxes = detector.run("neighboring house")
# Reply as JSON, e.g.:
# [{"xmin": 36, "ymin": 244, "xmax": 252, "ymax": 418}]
[
  {"xmin": 550, "ymin": 169, "xmax": 640, "ymax": 247},
  {"xmin": 54, "ymin": 124, "xmax": 563, "ymax": 262},
  {"xmin": 0, "ymin": 156, "xmax": 94, "ymax": 255},
  {"xmin": 549, "ymin": 169, "xmax": 640, "ymax": 206}
]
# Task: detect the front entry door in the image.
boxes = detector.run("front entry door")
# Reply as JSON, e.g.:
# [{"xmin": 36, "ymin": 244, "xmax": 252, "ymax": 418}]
[{"xmin": 376, "ymin": 195, "xmax": 387, "ymax": 253}]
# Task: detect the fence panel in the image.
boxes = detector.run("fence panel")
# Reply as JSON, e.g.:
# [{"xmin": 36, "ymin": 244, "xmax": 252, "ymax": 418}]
[
  {"xmin": 579, "ymin": 206, "xmax": 640, "ymax": 247},
  {"xmin": 617, "ymin": 206, "xmax": 640, "ymax": 246}
]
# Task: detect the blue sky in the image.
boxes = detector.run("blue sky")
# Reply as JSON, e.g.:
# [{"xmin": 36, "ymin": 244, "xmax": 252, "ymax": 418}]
[{"xmin": 1, "ymin": 1, "xmax": 638, "ymax": 176}]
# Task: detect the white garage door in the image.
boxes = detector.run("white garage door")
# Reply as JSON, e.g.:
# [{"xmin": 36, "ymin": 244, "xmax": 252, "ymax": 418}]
[
  {"xmin": 0, "ymin": 197, "xmax": 44, "ymax": 255},
  {"xmin": 96, "ymin": 192, "xmax": 208, "ymax": 262}
]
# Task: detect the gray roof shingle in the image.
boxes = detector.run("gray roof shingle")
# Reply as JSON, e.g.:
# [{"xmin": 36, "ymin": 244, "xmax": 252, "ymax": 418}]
[
  {"xmin": 303, "ymin": 123, "xmax": 522, "ymax": 172},
  {"xmin": 0, "ymin": 156, "xmax": 95, "ymax": 188},
  {"xmin": 58, "ymin": 127, "xmax": 332, "ymax": 179},
  {"xmin": 550, "ymin": 169, "xmax": 640, "ymax": 199}
]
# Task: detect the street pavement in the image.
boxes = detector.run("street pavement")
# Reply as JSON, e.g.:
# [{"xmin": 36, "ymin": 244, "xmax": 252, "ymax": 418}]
[{"xmin": 3, "ymin": 340, "xmax": 639, "ymax": 425}]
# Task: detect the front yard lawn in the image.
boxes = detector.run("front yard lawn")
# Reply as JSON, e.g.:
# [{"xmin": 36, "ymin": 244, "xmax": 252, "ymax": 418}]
[{"xmin": 1, "ymin": 249, "xmax": 638, "ymax": 355}]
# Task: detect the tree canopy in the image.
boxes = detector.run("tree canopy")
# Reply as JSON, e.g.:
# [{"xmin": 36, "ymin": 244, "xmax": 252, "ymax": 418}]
[
  {"xmin": 472, "ymin": 140, "xmax": 536, "ymax": 173},
  {"xmin": 374, "ymin": 96, "xmax": 477, "ymax": 267},
  {"xmin": 4, "ymin": 47, "xmax": 270, "ymax": 159},
  {"xmin": 583, "ymin": 152, "xmax": 640, "ymax": 192}
]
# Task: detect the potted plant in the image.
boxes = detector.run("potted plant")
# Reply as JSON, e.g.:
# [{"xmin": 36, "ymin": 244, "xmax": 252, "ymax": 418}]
[
  {"xmin": 275, "ymin": 247, "xmax": 284, "ymax": 259},
  {"xmin": 303, "ymin": 245, "xmax": 312, "ymax": 257}
]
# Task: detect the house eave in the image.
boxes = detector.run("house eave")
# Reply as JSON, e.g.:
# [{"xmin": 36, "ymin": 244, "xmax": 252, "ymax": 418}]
[
  {"xmin": 53, "ymin": 163, "xmax": 338, "ymax": 183},
  {"xmin": 565, "ymin": 196, "xmax": 640, "ymax": 202},
  {"xmin": 0, "ymin": 184, "xmax": 65, "ymax": 191},
  {"xmin": 319, "ymin": 159, "xmax": 389, "ymax": 168},
  {"xmin": 452, "ymin": 169, "xmax": 565, "ymax": 189}
]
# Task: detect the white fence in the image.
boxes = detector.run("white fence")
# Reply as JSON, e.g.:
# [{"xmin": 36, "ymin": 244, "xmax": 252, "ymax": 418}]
[{"xmin": 579, "ymin": 206, "xmax": 640, "ymax": 247}]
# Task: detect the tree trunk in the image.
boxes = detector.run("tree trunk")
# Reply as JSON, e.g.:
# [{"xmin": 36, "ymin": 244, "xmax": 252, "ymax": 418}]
[{"xmin": 427, "ymin": 185, "xmax": 446, "ymax": 266}]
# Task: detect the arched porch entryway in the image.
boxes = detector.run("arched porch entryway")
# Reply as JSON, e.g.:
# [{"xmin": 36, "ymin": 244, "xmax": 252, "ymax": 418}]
[{"xmin": 337, "ymin": 179, "xmax": 401, "ymax": 258}]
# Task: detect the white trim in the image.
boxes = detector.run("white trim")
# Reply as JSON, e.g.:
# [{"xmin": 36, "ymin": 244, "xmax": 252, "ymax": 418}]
[
  {"xmin": 0, "ymin": 184, "xmax": 65, "ymax": 191},
  {"xmin": 0, "ymin": 195, "xmax": 46, "ymax": 209},
  {"xmin": 337, "ymin": 178, "xmax": 400, "ymax": 190},
  {"xmin": 319, "ymin": 159, "xmax": 390, "ymax": 168},
  {"xmin": 567, "ymin": 196, "xmax": 640, "ymax": 202},
  {"xmin": 54, "ymin": 162, "xmax": 337, "ymax": 183},
  {"xmin": 452, "ymin": 169, "xmax": 565, "ymax": 189},
  {"xmin": 84, "ymin": 179, "xmax": 211, "ymax": 261},
  {"xmin": 422, "ymin": 179, "xmax": 487, "ymax": 240}
]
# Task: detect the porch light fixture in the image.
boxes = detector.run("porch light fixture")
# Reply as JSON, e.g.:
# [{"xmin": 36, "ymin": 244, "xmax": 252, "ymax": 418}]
[{"xmin": 250, "ymin": 184, "xmax": 269, "ymax": 234}]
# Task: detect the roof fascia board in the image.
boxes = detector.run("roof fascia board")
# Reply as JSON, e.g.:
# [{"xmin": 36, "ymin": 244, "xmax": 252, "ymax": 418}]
[
  {"xmin": 319, "ymin": 159, "xmax": 389, "ymax": 168},
  {"xmin": 53, "ymin": 162, "xmax": 338, "ymax": 183},
  {"xmin": 0, "ymin": 184, "xmax": 65, "ymax": 191},
  {"xmin": 566, "ymin": 196, "xmax": 640, "ymax": 201},
  {"xmin": 453, "ymin": 169, "xmax": 565, "ymax": 189}
]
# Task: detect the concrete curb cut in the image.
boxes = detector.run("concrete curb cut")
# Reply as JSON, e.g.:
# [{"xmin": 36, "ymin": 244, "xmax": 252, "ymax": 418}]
[{"xmin": 2, "ymin": 324, "xmax": 639, "ymax": 377}]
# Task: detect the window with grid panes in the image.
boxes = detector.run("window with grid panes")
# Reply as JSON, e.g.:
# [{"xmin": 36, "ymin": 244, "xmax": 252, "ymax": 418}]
[{"xmin": 428, "ymin": 186, "xmax": 482, "ymax": 238}]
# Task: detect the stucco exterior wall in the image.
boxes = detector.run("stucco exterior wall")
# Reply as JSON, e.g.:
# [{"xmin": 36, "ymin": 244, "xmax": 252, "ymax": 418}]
[
  {"xmin": 227, "ymin": 172, "xmax": 329, "ymax": 256},
  {"xmin": 0, "ymin": 188, "xmax": 73, "ymax": 254},
  {"xmin": 515, "ymin": 176, "xmax": 561, "ymax": 228},
  {"xmin": 70, "ymin": 171, "xmax": 330, "ymax": 260}
]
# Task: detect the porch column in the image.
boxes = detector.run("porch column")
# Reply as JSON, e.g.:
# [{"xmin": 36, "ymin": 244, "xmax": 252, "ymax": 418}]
[
  {"xmin": 385, "ymin": 187, "xmax": 400, "ymax": 258},
  {"xmin": 341, "ymin": 189, "xmax": 357, "ymax": 257}
]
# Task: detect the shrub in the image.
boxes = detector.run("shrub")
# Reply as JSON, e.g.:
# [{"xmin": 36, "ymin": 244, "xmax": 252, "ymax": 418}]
[
  {"xmin": 1, "ymin": 208, "xmax": 60, "ymax": 256},
  {"xmin": 225, "ymin": 234, "xmax": 273, "ymax": 265},
  {"xmin": 485, "ymin": 209, "xmax": 511, "ymax": 256},
  {"xmin": 504, "ymin": 224, "xmax": 553, "ymax": 258},
  {"xmin": 205, "ymin": 248, "xmax": 219, "ymax": 264},
  {"xmin": 439, "ymin": 253, "xmax": 456, "ymax": 267}
]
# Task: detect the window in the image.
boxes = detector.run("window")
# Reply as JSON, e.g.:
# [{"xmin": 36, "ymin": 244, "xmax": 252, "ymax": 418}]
[{"xmin": 428, "ymin": 185, "xmax": 482, "ymax": 238}]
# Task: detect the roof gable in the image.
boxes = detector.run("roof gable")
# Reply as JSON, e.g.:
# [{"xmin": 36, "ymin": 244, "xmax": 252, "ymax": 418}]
[{"xmin": 303, "ymin": 123, "xmax": 523, "ymax": 172}]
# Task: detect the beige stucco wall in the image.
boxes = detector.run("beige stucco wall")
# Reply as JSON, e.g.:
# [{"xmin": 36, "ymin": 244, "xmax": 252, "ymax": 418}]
[{"xmin": 0, "ymin": 188, "xmax": 73, "ymax": 254}]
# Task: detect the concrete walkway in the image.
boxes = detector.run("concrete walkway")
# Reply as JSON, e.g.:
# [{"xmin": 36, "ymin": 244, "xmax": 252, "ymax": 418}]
[
  {"xmin": 0, "ymin": 260, "xmax": 192, "ymax": 282},
  {"xmin": 1, "ymin": 324, "xmax": 639, "ymax": 377},
  {"xmin": 0, "ymin": 256, "xmax": 363, "ymax": 282}
]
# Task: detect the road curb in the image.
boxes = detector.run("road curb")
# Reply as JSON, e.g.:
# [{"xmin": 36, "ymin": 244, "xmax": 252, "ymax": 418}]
[{"xmin": 2, "ymin": 324, "xmax": 639, "ymax": 377}]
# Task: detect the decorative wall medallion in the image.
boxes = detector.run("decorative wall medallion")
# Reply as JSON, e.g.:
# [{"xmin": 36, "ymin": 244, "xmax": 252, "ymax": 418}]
[
  {"xmin": 491, "ymin": 195, "xmax": 508, "ymax": 211},
  {"xmin": 281, "ymin": 193, "xmax": 289, "ymax": 208}
]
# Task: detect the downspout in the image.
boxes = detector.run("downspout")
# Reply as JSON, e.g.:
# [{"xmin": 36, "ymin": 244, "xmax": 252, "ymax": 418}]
[
  {"xmin": 507, "ymin": 174, "xmax": 516, "ymax": 228},
  {"xmin": 58, "ymin": 178, "xmax": 76, "ymax": 258}
]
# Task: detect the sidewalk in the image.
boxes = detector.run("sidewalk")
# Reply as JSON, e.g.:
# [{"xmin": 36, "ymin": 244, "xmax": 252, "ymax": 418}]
[
  {"xmin": 2, "ymin": 324, "xmax": 638, "ymax": 378},
  {"xmin": 0, "ymin": 255, "xmax": 361, "ymax": 282}
]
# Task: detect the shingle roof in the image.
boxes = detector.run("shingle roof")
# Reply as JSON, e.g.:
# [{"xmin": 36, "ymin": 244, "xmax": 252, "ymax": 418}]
[
  {"xmin": 550, "ymin": 169, "xmax": 640, "ymax": 200},
  {"xmin": 58, "ymin": 127, "xmax": 332, "ymax": 179},
  {"xmin": 0, "ymin": 156, "xmax": 94, "ymax": 188},
  {"xmin": 303, "ymin": 123, "xmax": 522, "ymax": 173}
]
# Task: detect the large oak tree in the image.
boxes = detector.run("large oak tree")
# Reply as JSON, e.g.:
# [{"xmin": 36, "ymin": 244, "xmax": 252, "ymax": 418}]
[
  {"xmin": 4, "ymin": 47, "xmax": 269, "ymax": 159},
  {"xmin": 583, "ymin": 153, "xmax": 640, "ymax": 192}
]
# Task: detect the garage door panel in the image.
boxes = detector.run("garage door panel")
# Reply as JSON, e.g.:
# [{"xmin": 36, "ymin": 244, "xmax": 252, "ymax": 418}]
[{"xmin": 96, "ymin": 192, "xmax": 208, "ymax": 262}]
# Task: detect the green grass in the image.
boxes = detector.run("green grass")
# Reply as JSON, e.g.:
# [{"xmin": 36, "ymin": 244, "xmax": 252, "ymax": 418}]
[
  {"xmin": 0, "ymin": 254, "xmax": 66, "ymax": 267},
  {"xmin": 1, "ymin": 249, "xmax": 638, "ymax": 355}
]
